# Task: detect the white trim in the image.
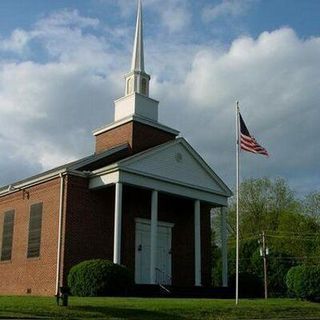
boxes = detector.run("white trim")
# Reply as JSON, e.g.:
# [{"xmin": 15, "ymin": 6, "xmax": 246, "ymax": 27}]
[
  {"xmin": 93, "ymin": 114, "xmax": 179, "ymax": 137},
  {"xmin": 90, "ymin": 169, "xmax": 227, "ymax": 206},
  {"xmin": 120, "ymin": 170, "xmax": 228, "ymax": 206},
  {"xmin": 113, "ymin": 182, "xmax": 123, "ymax": 264},
  {"xmin": 89, "ymin": 171, "xmax": 119, "ymax": 189},
  {"xmin": 55, "ymin": 173, "xmax": 65, "ymax": 295},
  {"xmin": 114, "ymin": 92, "xmax": 158, "ymax": 105},
  {"xmin": 121, "ymin": 167, "xmax": 228, "ymax": 197}
]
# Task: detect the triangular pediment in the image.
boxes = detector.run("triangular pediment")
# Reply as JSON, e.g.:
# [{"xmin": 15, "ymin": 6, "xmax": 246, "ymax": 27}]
[{"xmin": 118, "ymin": 138, "xmax": 231, "ymax": 196}]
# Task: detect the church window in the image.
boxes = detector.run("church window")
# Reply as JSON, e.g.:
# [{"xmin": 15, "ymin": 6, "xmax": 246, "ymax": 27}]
[
  {"xmin": 1, "ymin": 210, "xmax": 15, "ymax": 261},
  {"xmin": 141, "ymin": 78, "xmax": 147, "ymax": 95},
  {"xmin": 27, "ymin": 203, "xmax": 43, "ymax": 258}
]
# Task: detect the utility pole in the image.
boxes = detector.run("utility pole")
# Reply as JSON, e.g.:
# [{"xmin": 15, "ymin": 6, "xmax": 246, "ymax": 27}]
[{"xmin": 259, "ymin": 231, "xmax": 269, "ymax": 299}]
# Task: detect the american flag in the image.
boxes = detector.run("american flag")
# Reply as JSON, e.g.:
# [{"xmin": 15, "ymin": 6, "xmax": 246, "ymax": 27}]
[{"xmin": 239, "ymin": 113, "xmax": 269, "ymax": 156}]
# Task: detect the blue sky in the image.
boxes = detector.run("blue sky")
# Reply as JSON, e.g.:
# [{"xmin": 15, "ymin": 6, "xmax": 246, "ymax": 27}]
[
  {"xmin": 1, "ymin": 0, "xmax": 319, "ymax": 41},
  {"xmin": 0, "ymin": 0, "xmax": 319, "ymax": 196}
]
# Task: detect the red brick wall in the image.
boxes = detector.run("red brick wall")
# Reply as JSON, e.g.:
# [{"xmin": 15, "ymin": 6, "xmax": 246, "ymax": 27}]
[
  {"xmin": 95, "ymin": 121, "xmax": 176, "ymax": 154},
  {"xmin": 0, "ymin": 176, "xmax": 212, "ymax": 295},
  {"xmin": 131, "ymin": 122, "xmax": 176, "ymax": 153},
  {"xmin": 61, "ymin": 176, "xmax": 115, "ymax": 285},
  {"xmin": 95, "ymin": 122, "xmax": 134, "ymax": 154},
  {"xmin": 0, "ymin": 178, "xmax": 61, "ymax": 296}
]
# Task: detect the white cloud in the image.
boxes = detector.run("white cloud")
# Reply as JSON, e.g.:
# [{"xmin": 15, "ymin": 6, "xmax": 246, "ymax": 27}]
[
  {"xmin": 177, "ymin": 28, "xmax": 320, "ymax": 195},
  {"xmin": 0, "ymin": 10, "xmax": 120, "ymax": 184},
  {"xmin": 101, "ymin": 0, "xmax": 191, "ymax": 33},
  {"xmin": 159, "ymin": 4, "xmax": 191, "ymax": 33},
  {"xmin": 203, "ymin": 0, "xmax": 256, "ymax": 22},
  {"xmin": 0, "ymin": 29, "xmax": 31, "ymax": 53},
  {"xmin": 0, "ymin": 8, "xmax": 319, "ymax": 196}
]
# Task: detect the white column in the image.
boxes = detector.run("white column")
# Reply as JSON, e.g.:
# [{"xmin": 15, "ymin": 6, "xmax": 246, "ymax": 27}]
[
  {"xmin": 113, "ymin": 182, "xmax": 123, "ymax": 264},
  {"xmin": 221, "ymin": 207, "xmax": 228, "ymax": 287},
  {"xmin": 194, "ymin": 200, "xmax": 201, "ymax": 286},
  {"xmin": 150, "ymin": 190, "xmax": 158, "ymax": 284}
]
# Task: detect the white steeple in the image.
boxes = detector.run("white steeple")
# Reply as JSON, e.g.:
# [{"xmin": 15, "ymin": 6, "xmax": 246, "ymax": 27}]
[
  {"xmin": 131, "ymin": 0, "xmax": 145, "ymax": 72},
  {"xmin": 114, "ymin": 0, "xmax": 158, "ymax": 123},
  {"xmin": 124, "ymin": 0, "xmax": 150, "ymax": 97},
  {"xmin": 94, "ymin": 0, "xmax": 179, "ymax": 148}
]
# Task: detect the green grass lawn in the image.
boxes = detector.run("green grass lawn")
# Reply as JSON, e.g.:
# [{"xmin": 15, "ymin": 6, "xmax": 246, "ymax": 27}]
[{"xmin": 0, "ymin": 296, "xmax": 320, "ymax": 320}]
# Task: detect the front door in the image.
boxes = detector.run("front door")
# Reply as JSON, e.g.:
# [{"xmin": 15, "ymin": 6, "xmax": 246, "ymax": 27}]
[{"xmin": 135, "ymin": 219, "xmax": 172, "ymax": 285}]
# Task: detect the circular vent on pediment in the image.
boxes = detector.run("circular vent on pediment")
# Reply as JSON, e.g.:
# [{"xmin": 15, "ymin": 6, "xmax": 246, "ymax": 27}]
[{"xmin": 175, "ymin": 152, "xmax": 183, "ymax": 163}]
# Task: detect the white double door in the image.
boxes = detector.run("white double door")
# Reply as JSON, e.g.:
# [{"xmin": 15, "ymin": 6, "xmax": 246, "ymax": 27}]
[{"xmin": 135, "ymin": 219, "xmax": 172, "ymax": 285}]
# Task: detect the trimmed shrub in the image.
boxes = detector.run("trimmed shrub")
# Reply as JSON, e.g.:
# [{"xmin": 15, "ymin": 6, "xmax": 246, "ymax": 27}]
[
  {"xmin": 68, "ymin": 259, "xmax": 133, "ymax": 297},
  {"xmin": 286, "ymin": 265, "xmax": 320, "ymax": 301},
  {"xmin": 286, "ymin": 265, "xmax": 303, "ymax": 297}
]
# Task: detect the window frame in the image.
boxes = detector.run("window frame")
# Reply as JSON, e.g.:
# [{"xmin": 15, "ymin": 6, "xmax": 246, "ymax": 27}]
[
  {"xmin": 0, "ymin": 210, "xmax": 15, "ymax": 262},
  {"xmin": 27, "ymin": 202, "xmax": 43, "ymax": 259}
]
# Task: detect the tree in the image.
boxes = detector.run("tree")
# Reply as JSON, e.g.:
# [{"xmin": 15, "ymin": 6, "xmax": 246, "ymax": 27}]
[
  {"xmin": 303, "ymin": 191, "xmax": 320, "ymax": 223},
  {"xmin": 216, "ymin": 177, "xmax": 320, "ymax": 296},
  {"xmin": 228, "ymin": 177, "xmax": 300, "ymax": 237}
]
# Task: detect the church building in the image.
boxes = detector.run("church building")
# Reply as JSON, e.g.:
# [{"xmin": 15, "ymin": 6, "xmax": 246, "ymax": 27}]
[{"xmin": 0, "ymin": 1, "xmax": 231, "ymax": 296}]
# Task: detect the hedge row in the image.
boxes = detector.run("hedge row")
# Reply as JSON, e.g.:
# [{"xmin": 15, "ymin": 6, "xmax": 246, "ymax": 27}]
[{"xmin": 286, "ymin": 265, "xmax": 320, "ymax": 301}]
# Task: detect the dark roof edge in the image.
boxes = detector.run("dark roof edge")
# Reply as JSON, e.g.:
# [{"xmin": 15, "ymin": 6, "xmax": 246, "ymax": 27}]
[{"xmin": 0, "ymin": 144, "xmax": 129, "ymax": 196}]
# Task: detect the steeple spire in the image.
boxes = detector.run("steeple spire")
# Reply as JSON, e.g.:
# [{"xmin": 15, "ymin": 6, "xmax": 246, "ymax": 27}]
[
  {"xmin": 124, "ymin": 0, "xmax": 150, "ymax": 97},
  {"xmin": 131, "ymin": 0, "xmax": 144, "ymax": 72}
]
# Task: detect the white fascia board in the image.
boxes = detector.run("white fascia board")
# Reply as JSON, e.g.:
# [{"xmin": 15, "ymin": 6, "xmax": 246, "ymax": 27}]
[
  {"xmin": 119, "ymin": 169, "xmax": 228, "ymax": 206},
  {"xmin": 89, "ymin": 171, "xmax": 120, "ymax": 189},
  {"xmin": 89, "ymin": 167, "xmax": 228, "ymax": 206},
  {"xmin": 122, "ymin": 167, "xmax": 229, "ymax": 197},
  {"xmin": 93, "ymin": 114, "xmax": 179, "ymax": 137}
]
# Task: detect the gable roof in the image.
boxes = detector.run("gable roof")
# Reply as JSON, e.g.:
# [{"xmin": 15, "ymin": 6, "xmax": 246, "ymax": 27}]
[
  {"xmin": 117, "ymin": 137, "xmax": 232, "ymax": 197},
  {"xmin": 90, "ymin": 138, "xmax": 232, "ymax": 200},
  {"xmin": 1, "ymin": 136, "xmax": 232, "ymax": 204},
  {"xmin": 0, "ymin": 144, "xmax": 130, "ymax": 195}
]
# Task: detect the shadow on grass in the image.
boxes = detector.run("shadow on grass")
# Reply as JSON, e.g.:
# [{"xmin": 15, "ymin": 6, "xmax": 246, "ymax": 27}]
[{"xmin": 72, "ymin": 305, "xmax": 185, "ymax": 320}]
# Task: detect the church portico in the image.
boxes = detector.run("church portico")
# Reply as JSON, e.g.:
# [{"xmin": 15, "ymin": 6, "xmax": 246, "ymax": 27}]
[
  {"xmin": 113, "ymin": 184, "xmax": 214, "ymax": 287},
  {"xmin": 88, "ymin": 155, "xmax": 229, "ymax": 287}
]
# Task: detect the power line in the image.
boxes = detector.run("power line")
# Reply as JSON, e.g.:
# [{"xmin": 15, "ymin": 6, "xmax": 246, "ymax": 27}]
[{"xmin": 267, "ymin": 235, "xmax": 320, "ymax": 241}]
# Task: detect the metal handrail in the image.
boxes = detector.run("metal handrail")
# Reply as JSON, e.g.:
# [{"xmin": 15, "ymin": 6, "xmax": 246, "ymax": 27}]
[{"xmin": 155, "ymin": 267, "xmax": 172, "ymax": 285}]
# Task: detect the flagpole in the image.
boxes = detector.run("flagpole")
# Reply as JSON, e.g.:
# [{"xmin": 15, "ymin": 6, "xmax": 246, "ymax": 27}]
[{"xmin": 235, "ymin": 101, "xmax": 240, "ymax": 305}]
